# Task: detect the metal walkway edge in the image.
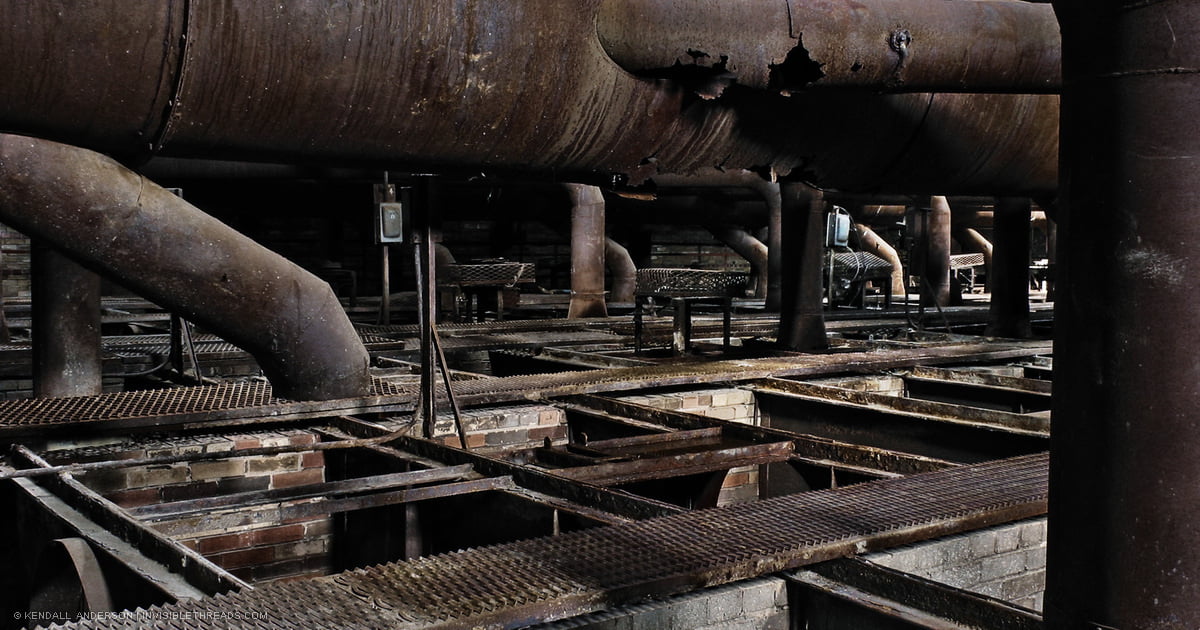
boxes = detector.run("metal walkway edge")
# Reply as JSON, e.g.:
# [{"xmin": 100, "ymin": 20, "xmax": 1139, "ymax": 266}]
[
  {"xmin": 61, "ymin": 453, "xmax": 1049, "ymax": 629},
  {"xmin": 0, "ymin": 341, "xmax": 1051, "ymax": 436}
]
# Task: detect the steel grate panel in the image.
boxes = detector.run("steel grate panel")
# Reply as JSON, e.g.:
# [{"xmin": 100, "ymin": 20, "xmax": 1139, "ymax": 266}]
[
  {"xmin": 635, "ymin": 268, "xmax": 748, "ymax": 298},
  {"xmin": 61, "ymin": 454, "xmax": 1047, "ymax": 629},
  {"xmin": 440, "ymin": 262, "xmax": 537, "ymax": 287},
  {"xmin": 0, "ymin": 379, "xmax": 413, "ymax": 427},
  {"xmin": 0, "ymin": 341, "xmax": 1051, "ymax": 431}
]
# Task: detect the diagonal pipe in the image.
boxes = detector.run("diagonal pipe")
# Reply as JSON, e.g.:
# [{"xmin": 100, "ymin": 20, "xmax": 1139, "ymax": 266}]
[{"xmin": 0, "ymin": 134, "xmax": 371, "ymax": 401}]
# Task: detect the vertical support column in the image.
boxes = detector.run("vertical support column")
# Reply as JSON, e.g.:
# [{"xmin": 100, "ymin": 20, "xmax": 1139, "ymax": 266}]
[
  {"xmin": 32, "ymin": 243, "xmax": 102, "ymax": 397},
  {"xmin": 1047, "ymin": 2, "xmax": 1200, "ymax": 628},
  {"xmin": 410, "ymin": 178, "xmax": 438, "ymax": 437},
  {"xmin": 923, "ymin": 196, "xmax": 953, "ymax": 307},
  {"xmin": 565, "ymin": 184, "xmax": 608, "ymax": 319},
  {"xmin": 777, "ymin": 183, "xmax": 828, "ymax": 351},
  {"xmin": 765, "ymin": 183, "xmax": 784, "ymax": 312},
  {"xmin": 1044, "ymin": 214, "xmax": 1057, "ymax": 302},
  {"xmin": 987, "ymin": 198, "xmax": 1032, "ymax": 338}
]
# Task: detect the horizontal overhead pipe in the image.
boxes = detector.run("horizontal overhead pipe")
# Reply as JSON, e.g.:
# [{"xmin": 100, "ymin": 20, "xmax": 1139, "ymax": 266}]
[
  {"xmin": 0, "ymin": 1, "xmax": 1057, "ymax": 195},
  {"xmin": 597, "ymin": 0, "xmax": 1061, "ymax": 94},
  {"xmin": 0, "ymin": 134, "xmax": 372, "ymax": 401}
]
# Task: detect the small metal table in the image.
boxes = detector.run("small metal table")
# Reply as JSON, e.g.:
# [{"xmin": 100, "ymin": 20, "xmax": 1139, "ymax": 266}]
[
  {"xmin": 439, "ymin": 261, "xmax": 536, "ymax": 321},
  {"xmin": 633, "ymin": 268, "xmax": 748, "ymax": 355}
]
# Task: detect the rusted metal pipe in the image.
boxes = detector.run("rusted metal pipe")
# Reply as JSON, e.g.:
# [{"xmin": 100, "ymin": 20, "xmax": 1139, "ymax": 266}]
[
  {"xmin": 0, "ymin": 1, "xmax": 1058, "ymax": 195},
  {"xmin": 605, "ymin": 237, "xmax": 637, "ymax": 303},
  {"xmin": 986, "ymin": 198, "xmax": 1031, "ymax": 338},
  {"xmin": 566, "ymin": 184, "xmax": 608, "ymax": 319},
  {"xmin": 778, "ymin": 183, "xmax": 828, "ymax": 351},
  {"xmin": 596, "ymin": 0, "xmax": 1061, "ymax": 94},
  {"xmin": 1047, "ymin": 2, "xmax": 1200, "ymax": 627},
  {"xmin": 32, "ymin": 243, "xmax": 102, "ymax": 398},
  {"xmin": 854, "ymin": 224, "xmax": 906, "ymax": 298},
  {"xmin": 953, "ymin": 226, "xmax": 995, "ymax": 291},
  {"xmin": 923, "ymin": 196, "xmax": 954, "ymax": 308},
  {"xmin": 708, "ymin": 225, "xmax": 769, "ymax": 299},
  {"xmin": 650, "ymin": 170, "xmax": 782, "ymax": 305},
  {"xmin": 0, "ymin": 135, "xmax": 371, "ymax": 401}
]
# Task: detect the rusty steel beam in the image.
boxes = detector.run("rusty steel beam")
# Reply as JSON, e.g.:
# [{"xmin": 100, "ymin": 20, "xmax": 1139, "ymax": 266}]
[
  {"xmin": 597, "ymin": 0, "xmax": 1061, "ymax": 94},
  {"xmin": 566, "ymin": 184, "xmax": 609, "ymax": 319},
  {"xmin": 0, "ymin": 1, "xmax": 1058, "ymax": 195},
  {"xmin": 0, "ymin": 135, "xmax": 371, "ymax": 401},
  {"xmin": 1048, "ymin": 1, "xmax": 1200, "ymax": 627},
  {"xmin": 31, "ymin": 243, "xmax": 102, "ymax": 398}
]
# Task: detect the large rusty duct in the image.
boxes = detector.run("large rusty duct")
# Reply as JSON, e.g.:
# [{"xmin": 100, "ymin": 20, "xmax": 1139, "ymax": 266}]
[{"xmin": 0, "ymin": 0, "xmax": 1058, "ymax": 194}]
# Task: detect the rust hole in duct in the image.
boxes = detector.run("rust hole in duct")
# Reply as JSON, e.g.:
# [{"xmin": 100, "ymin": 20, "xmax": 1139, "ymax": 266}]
[
  {"xmin": 769, "ymin": 35, "xmax": 826, "ymax": 94},
  {"xmin": 632, "ymin": 50, "xmax": 737, "ymax": 100}
]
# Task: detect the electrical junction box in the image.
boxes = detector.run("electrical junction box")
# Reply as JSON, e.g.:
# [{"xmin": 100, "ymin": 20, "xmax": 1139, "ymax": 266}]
[{"xmin": 376, "ymin": 198, "xmax": 408, "ymax": 244}]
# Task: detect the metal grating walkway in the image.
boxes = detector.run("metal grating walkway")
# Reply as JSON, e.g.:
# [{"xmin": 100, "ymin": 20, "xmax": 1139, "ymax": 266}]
[
  {"xmin": 0, "ymin": 341, "xmax": 1050, "ymax": 435},
  {"xmin": 61, "ymin": 454, "xmax": 1048, "ymax": 629}
]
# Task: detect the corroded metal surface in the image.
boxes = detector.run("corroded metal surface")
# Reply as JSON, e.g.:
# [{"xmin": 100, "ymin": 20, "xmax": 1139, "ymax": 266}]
[
  {"xmin": 0, "ymin": 0, "xmax": 1058, "ymax": 194},
  {"xmin": 0, "ymin": 135, "xmax": 372, "ymax": 400},
  {"xmin": 597, "ymin": 0, "xmax": 1061, "ymax": 94},
  {"xmin": 59, "ymin": 454, "xmax": 1049, "ymax": 629}
]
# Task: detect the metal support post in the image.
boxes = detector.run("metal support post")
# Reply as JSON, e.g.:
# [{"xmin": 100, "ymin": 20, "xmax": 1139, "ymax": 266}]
[
  {"xmin": 987, "ymin": 198, "xmax": 1031, "ymax": 338},
  {"xmin": 778, "ymin": 183, "xmax": 828, "ymax": 350},
  {"xmin": 32, "ymin": 242, "xmax": 102, "ymax": 397},
  {"xmin": 923, "ymin": 196, "xmax": 953, "ymax": 308}
]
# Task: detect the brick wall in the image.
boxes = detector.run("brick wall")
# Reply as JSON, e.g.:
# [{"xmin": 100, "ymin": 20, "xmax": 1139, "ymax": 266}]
[
  {"xmin": 422, "ymin": 404, "xmax": 568, "ymax": 452},
  {"xmin": 47, "ymin": 429, "xmax": 331, "ymax": 585},
  {"xmin": 0, "ymin": 223, "xmax": 30, "ymax": 299},
  {"xmin": 615, "ymin": 387, "xmax": 760, "ymax": 506},
  {"xmin": 537, "ymin": 576, "xmax": 788, "ymax": 630},
  {"xmin": 867, "ymin": 517, "xmax": 1048, "ymax": 611}
]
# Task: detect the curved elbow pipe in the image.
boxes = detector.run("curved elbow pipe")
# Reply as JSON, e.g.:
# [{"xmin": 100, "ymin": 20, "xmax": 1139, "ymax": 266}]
[
  {"xmin": 708, "ymin": 225, "xmax": 769, "ymax": 298},
  {"xmin": 855, "ymin": 224, "xmax": 907, "ymax": 298},
  {"xmin": 605, "ymin": 238, "xmax": 637, "ymax": 303},
  {"xmin": 0, "ymin": 135, "xmax": 371, "ymax": 401},
  {"xmin": 953, "ymin": 226, "xmax": 995, "ymax": 288}
]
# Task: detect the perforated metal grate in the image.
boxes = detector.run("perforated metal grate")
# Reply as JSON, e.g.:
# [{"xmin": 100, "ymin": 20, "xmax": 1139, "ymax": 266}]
[
  {"xmin": 950, "ymin": 253, "xmax": 987, "ymax": 269},
  {"xmin": 65, "ymin": 454, "xmax": 1048, "ymax": 629},
  {"xmin": 440, "ymin": 262, "xmax": 536, "ymax": 287},
  {"xmin": 0, "ymin": 381, "xmax": 277, "ymax": 426},
  {"xmin": 830, "ymin": 251, "xmax": 893, "ymax": 280},
  {"xmin": 0, "ymin": 378, "xmax": 414, "ymax": 428},
  {"xmin": 635, "ymin": 268, "xmax": 748, "ymax": 298}
]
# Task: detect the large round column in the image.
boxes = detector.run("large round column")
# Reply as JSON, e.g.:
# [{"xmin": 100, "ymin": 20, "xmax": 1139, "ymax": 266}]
[{"xmin": 1047, "ymin": 2, "xmax": 1200, "ymax": 627}]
